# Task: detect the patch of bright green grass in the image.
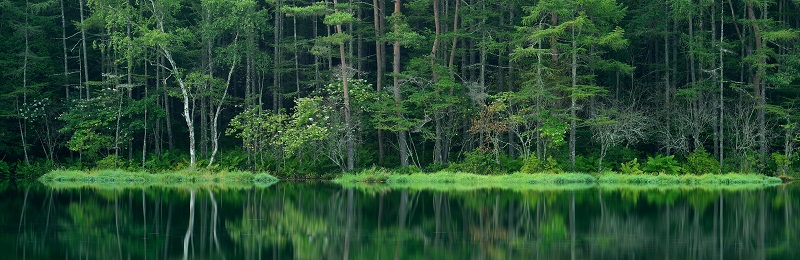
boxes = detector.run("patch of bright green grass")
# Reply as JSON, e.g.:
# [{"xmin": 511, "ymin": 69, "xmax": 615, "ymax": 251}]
[
  {"xmin": 596, "ymin": 172, "xmax": 782, "ymax": 185},
  {"xmin": 337, "ymin": 181, "xmax": 595, "ymax": 192},
  {"xmin": 40, "ymin": 169, "xmax": 278, "ymax": 190},
  {"xmin": 334, "ymin": 169, "xmax": 595, "ymax": 191},
  {"xmin": 334, "ymin": 168, "xmax": 781, "ymax": 192}
]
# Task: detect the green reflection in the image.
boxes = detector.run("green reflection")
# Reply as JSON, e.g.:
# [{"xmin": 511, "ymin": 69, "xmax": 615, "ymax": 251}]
[{"xmin": 1, "ymin": 182, "xmax": 798, "ymax": 259}]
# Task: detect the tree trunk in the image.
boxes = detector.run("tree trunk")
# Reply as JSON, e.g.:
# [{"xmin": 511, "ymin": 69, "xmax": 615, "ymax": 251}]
[
  {"xmin": 664, "ymin": 1, "xmax": 671, "ymax": 120},
  {"xmin": 431, "ymin": 0, "xmax": 442, "ymax": 164},
  {"xmin": 551, "ymin": 12, "xmax": 559, "ymax": 64},
  {"xmin": 394, "ymin": 0, "xmax": 409, "ymax": 167},
  {"xmin": 79, "ymin": 0, "xmax": 90, "ymax": 98},
  {"xmin": 142, "ymin": 53, "xmax": 148, "ymax": 167},
  {"xmin": 689, "ymin": 14, "xmax": 700, "ymax": 150},
  {"xmin": 719, "ymin": 0, "xmax": 724, "ymax": 169},
  {"xmin": 373, "ymin": 0, "xmax": 385, "ymax": 163},
  {"xmin": 208, "ymin": 35, "xmax": 239, "ymax": 168},
  {"xmin": 19, "ymin": 1, "xmax": 31, "ymax": 165},
  {"xmin": 293, "ymin": 14, "xmax": 300, "ymax": 98},
  {"xmin": 333, "ymin": 0, "xmax": 355, "ymax": 171},
  {"xmin": 747, "ymin": 2, "xmax": 767, "ymax": 163},
  {"xmin": 273, "ymin": 0, "xmax": 282, "ymax": 113},
  {"xmin": 569, "ymin": 26, "xmax": 577, "ymax": 170},
  {"xmin": 161, "ymin": 45, "xmax": 196, "ymax": 168},
  {"xmin": 162, "ymin": 55, "xmax": 174, "ymax": 151},
  {"xmin": 444, "ymin": 0, "xmax": 459, "ymax": 163},
  {"xmin": 60, "ymin": 0, "xmax": 69, "ymax": 99}
]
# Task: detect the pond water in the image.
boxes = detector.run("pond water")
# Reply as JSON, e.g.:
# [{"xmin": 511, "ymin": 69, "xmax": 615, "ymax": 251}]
[{"xmin": 1, "ymin": 181, "xmax": 799, "ymax": 259}]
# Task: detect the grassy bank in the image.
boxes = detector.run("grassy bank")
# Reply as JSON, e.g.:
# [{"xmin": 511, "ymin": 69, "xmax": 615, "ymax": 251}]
[
  {"xmin": 334, "ymin": 169, "xmax": 596, "ymax": 191},
  {"xmin": 333, "ymin": 168, "xmax": 782, "ymax": 191},
  {"xmin": 597, "ymin": 172, "xmax": 782, "ymax": 185},
  {"xmin": 39, "ymin": 169, "xmax": 278, "ymax": 189}
]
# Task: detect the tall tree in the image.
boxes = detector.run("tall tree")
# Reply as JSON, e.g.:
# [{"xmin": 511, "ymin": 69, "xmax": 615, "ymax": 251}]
[
  {"xmin": 393, "ymin": 0, "xmax": 409, "ymax": 167},
  {"xmin": 326, "ymin": 0, "xmax": 356, "ymax": 170}
]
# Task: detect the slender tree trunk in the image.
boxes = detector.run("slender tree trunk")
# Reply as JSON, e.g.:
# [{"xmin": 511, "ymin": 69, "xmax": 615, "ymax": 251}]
[
  {"xmin": 293, "ymin": 15, "xmax": 300, "ymax": 98},
  {"xmin": 79, "ymin": 0, "xmax": 90, "ymax": 98},
  {"xmin": 333, "ymin": 0, "xmax": 355, "ymax": 170},
  {"xmin": 443, "ymin": 0, "xmax": 459, "ymax": 163},
  {"xmin": 747, "ymin": 2, "xmax": 767, "ymax": 163},
  {"xmin": 313, "ymin": 11, "xmax": 320, "ymax": 90},
  {"xmin": 689, "ymin": 14, "xmax": 700, "ymax": 150},
  {"xmin": 126, "ymin": 14, "xmax": 133, "ymax": 162},
  {"xmin": 551, "ymin": 12, "xmax": 559, "ymax": 63},
  {"xmin": 394, "ymin": 0, "xmax": 408, "ymax": 167},
  {"xmin": 569, "ymin": 26, "xmax": 577, "ymax": 170},
  {"xmin": 208, "ymin": 35, "xmax": 239, "ymax": 168},
  {"xmin": 373, "ymin": 0, "xmax": 385, "ymax": 163},
  {"xmin": 114, "ymin": 88, "xmax": 123, "ymax": 166},
  {"xmin": 162, "ymin": 55, "xmax": 174, "ymax": 151},
  {"xmin": 431, "ymin": 0, "xmax": 442, "ymax": 164},
  {"xmin": 273, "ymin": 0, "xmax": 282, "ymax": 113},
  {"xmin": 719, "ymin": 0, "xmax": 725, "ymax": 169},
  {"xmin": 664, "ymin": 1, "xmax": 671, "ymax": 119},
  {"xmin": 712, "ymin": 6, "xmax": 719, "ymax": 159},
  {"xmin": 60, "ymin": 0, "xmax": 69, "ymax": 99},
  {"xmin": 536, "ymin": 39, "xmax": 544, "ymax": 159},
  {"xmin": 19, "ymin": 2, "xmax": 30, "ymax": 165},
  {"xmin": 142, "ymin": 55, "xmax": 148, "ymax": 167},
  {"xmin": 161, "ymin": 45, "xmax": 196, "ymax": 168},
  {"xmin": 155, "ymin": 55, "xmax": 162, "ymax": 156},
  {"xmin": 357, "ymin": 6, "xmax": 364, "ymax": 79}
]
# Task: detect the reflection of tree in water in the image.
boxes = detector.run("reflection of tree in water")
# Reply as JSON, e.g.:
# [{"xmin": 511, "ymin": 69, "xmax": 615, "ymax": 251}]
[
  {"xmin": 225, "ymin": 189, "xmax": 331, "ymax": 259},
  {"xmin": 3, "ymin": 183, "xmax": 800, "ymax": 259}
]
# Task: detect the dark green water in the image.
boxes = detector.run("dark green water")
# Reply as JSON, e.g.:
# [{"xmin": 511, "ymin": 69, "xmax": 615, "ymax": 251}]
[{"xmin": 1, "ymin": 181, "xmax": 799, "ymax": 259}]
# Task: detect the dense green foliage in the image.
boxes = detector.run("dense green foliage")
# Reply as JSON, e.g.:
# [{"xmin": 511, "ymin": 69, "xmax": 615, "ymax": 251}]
[{"xmin": 2, "ymin": 0, "xmax": 800, "ymax": 178}]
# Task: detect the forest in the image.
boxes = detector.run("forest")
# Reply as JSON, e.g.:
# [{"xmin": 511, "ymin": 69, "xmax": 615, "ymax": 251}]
[{"xmin": 2, "ymin": 0, "xmax": 800, "ymax": 178}]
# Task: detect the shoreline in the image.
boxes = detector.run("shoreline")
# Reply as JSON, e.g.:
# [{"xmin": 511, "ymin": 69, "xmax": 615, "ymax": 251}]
[{"xmin": 36, "ymin": 168, "xmax": 786, "ymax": 191}]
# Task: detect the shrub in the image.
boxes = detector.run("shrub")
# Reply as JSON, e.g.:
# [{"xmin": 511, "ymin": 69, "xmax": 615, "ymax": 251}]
[
  {"xmin": 643, "ymin": 155, "xmax": 681, "ymax": 175},
  {"xmin": 216, "ymin": 151, "xmax": 249, "ymax": 170},
  {"xmin": 604, "ymin": 146, "xmax": 640, "ymax": 171},
  {"xmin": 449, "ymin": 150, "xmax": 502, "ymax": 175},
  {"xmin": 96, "ymin": 154, "xmax": 126, "ymax": 169},
  {"xmin": 499, "ymin": 153, "xmax": 524, "ymax": 173},
  {"xmin": 0, "ymin": 161, "xmax": 9, "ymax": 176},
  {"xmin": 14, "ymin": 160, "xmax": 56, "ymax": 179},
  {"xmin": 423, "ymin": 162, "xmax": 447, "ymax": 173},
  {"xmin": 684, "ymin": 148, "xmax": 720, "ymax": 175},
  {"xmin": 620, "ymin": 158, "xmax": 644, "ymax": 175},
  {"xmin": 520, "ymin": 155, "xmax": 562, "ymax": 174},
  {"xmin": 143, "ymin": 151, "xmax": 187, "ymax": 171},
  {"xmin": 520, "ymin": 155, "xmax": 543, "ymax": 174},
  {"xmin": 772, "ymin": 152, "xmax": 792, "ymax": 176},
  {"xmin": 574, "ymin": 154, "xmax": 598, "ymax": 173}
]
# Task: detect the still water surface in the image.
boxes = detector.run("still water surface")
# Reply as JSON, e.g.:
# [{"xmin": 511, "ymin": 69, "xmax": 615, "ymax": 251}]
[{"xmin": 1, "ymin": 181, "xmax": 799, "ymax": 259}]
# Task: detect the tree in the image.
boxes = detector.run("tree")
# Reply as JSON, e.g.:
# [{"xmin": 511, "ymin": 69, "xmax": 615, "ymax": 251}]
[
  {"xmin": 324, "ymin": 0, "xmax": 356, "ymax": 170},
  {"xmin": 588, "ymin": 104, "xmax": 648, "ymax": 172},
  {"xmin": 392, "ymin": 0, "xmax": 409, "ymax": 167},
  {"xmin": 520, "ymin": 0, "xmax": 628, "ymax": 169}
]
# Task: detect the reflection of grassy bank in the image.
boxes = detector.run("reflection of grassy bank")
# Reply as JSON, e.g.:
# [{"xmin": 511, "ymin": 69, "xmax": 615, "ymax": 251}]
[
  {"xmin": 333, "ymin": 169, "xmax": 782, "ymax": 191},
  {"xmin": 39, "ymin": 169, "xmax": 278, "ymax": 189}
]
